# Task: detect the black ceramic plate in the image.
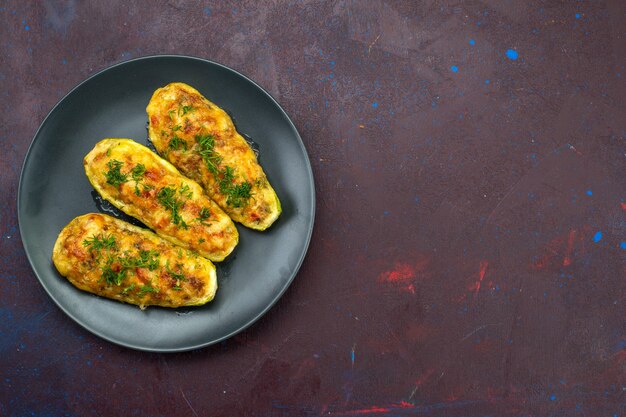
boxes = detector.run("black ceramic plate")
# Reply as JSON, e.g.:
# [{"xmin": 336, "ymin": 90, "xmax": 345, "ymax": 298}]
[{"xmin": 18, "ymin": 56, "xmax": 315, "ymax": 352}]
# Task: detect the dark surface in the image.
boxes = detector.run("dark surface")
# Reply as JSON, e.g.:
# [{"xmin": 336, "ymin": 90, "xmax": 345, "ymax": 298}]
[
  {"xmin": 18, "ymin": 56, "xmax": 314, "ymax": 352},
  {"xmin": 1, "ymin": 1, "xmax": 624, "ymax": 416}
]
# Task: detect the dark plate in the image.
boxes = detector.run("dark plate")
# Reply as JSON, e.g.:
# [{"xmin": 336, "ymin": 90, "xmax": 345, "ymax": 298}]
[{"xmin": 18, "ymin": 55, "xmax": 315, "ymax": 352}]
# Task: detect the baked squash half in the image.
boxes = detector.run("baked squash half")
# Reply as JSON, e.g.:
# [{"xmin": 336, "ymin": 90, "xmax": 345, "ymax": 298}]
[
  {"xmin": 52, "ymin": 213, "xmax": 217, "ymax": 309},
  {"xmin": 84, "ymin": 138, "xmax": 238, "ymax": 262},
  {"xmin": 146, "ymin": 82, "xmax": 281, "ymax": 230}
]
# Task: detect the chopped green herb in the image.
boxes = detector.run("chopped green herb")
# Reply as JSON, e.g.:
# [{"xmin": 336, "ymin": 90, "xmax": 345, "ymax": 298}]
[
  {"xmin": 178, "ymin": 184, "xmax": 193, "ymax": 198},
  {"xmin": 168, "ymin": 109, "xmax": 176, "ymax": 121},
  {"xmin": 83, "ymin": 234, "xmax": 116, "ymax": 253},
  {"xmin": 172, "ymin": 285, "xmax": 182, "ymax": 291},
  {"xmin": 195, "ymin": 134, "xmax": 253, "ymax": 208},
  {"xmin": 198, "ymin": 238, "xmax": 206, "ymax": 244},
  {"xmin": 131, "ymin": 164, "xmax": 146, "ymax": 180},
  {"xmin": 172, "ymin": 125, "xmax": 182, "ymax": 131},
  {"xmin": 119, "ymin": 249, "xmax": 160, "ymax": 271},
  {"xmin": 157, "ymin": 186, "xmax": 188, "ymax": 229},
  {"xmin": 195, "ymin": 133, "xmax": 221, "ymax": 174},
  {"xmin": 169, "ymin": 135, "xmax": 187, "ymax": 151},
  {"xmin": 219, "ymin": 166, "xmax": 253, "ymax": 208},
  {"xmin": 197, "ymin": 207, "xmax": 211, "ymax": 225},
  {"xmin": 138, "ymin": 283, "xmax": 159, "ymax": 296},
  {"xmin": 130, "ymin": 164, "xmax": 146, "ymax": 196},
  {"xmin": 121, "ymin": 283, "xmax": 135, "ymax": 295},
  {"xmin": 101, "ymin": 257, "xmax": 126, "ymax": 286},
  {"xmin": 179, "ymin": 105, "xmax": 194, "ymax": 116},
  {"xmin": 166, "ymin": 261, "xmax": 186, "ymax": 282},
  {"xmin": 104, "ymin": 159, "xmax": 127, "ymax": 187}
]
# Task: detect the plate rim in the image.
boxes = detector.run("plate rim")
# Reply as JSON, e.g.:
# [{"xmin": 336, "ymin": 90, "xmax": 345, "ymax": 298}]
[{"xmin": 17, "ymin": 54, "xmax": 316, "ymax": 352}]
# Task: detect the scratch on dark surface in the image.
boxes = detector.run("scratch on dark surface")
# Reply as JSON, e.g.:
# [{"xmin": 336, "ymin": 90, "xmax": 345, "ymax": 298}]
[
  {"xmin": 233, "ymin": 330, "xmax": 299, "ymax": 385},
  {"xmin": 367, "ymin": 34, "xmax": 381, "ymax": 54},
  {"xmin": 350, "ymin": 343, "xmax": 356, "ymax": 367},
  {"xmin": 461, "ymin": 324, "xmax": 500, "ymax": 341},
  {"xmin": 180, "ymin": 388, "xmax": 199, "ymax": 417}
]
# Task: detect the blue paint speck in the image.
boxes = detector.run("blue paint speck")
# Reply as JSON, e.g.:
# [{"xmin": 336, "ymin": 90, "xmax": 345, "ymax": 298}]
[
  {"xmin": 414, "ymin": 196, "xmax": 420, "ymax": 204},
  {"xmin": 505, "ymin": 49, "xmax": 518, "ymax": 60},
  {"xmin": 350, "ymin": 349, "xmax": 355, "ymax": 365},
  {"xmin": 550, "ymin": 394, "xmax": 556, "ymax": 401},
  {"xmin": 575, "ymin": 13, "xmax": 581, "ymax": 19},
  {"xmin": 469, "ymin": 39, "xmax": 476, "ymax": 45},
  {"xmin": 203, "ymin": 7, "xmax": 211, "ymax": 15},
  {"xmin": 586, "ymin": 189, "xmax": 593, "ymax": 196},
  {"xmin": 485, "ymin": 79, "xmax": 490, "ymax": 84},
  {"xmin": 619, "ymin": 242, "xmax": 626, "ymax": 250},
  {"xmin": 592, "ymin": 231, "xmax": 603, "ymax": 243},
  {"xmin": 383, "ymin": 211, "xmax": 390, "ymax": 216},
  {"xmin": 62, "ymin": 58, "xmax": 67, "ymax": 65},
  {"xmin": 450, "ymin": 65, "xmax": 459, "ymax": 72},
  {"xmin": 372, "ymin": 101, "xmax": 378, "ymax": 108},
  {"xmin": 330, "ymin": 60, "xmax": 335, "ymax": 66},
  {"xmin": 24, "ymin": 25, "xmax": 29, "ymax": 31}
]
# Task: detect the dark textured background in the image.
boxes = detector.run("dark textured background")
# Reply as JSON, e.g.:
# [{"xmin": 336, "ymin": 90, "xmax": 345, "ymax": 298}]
[{"xmin": 1, "ymin": 1, "xmax": 624, "ymax": 416}]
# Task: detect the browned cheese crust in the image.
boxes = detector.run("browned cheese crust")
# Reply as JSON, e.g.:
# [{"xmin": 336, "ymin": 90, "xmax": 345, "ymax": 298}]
[
  {"xmin": 52, "ymin": 213, "xmax": 217, "ymax": 309},
  {"xmin": 84, "ymin": 138, "xmax": 238, "ymax": 262},
  {"xmin": 147, "ymin": 82, "xmax": 281, "ymax": 230}
]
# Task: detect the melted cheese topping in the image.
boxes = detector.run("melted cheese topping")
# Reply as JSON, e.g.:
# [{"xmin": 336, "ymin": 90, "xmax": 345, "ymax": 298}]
[
  {"xmin": 84, "ymin": 138, "xmax": 238, "ymax": 262},
  {"xmin": 52, "ymin": 213, "xmax": 217, "ymax": 309},
  {"xmin": 146, "ymin": 82, "xmax": 281, "ymax": 230}
]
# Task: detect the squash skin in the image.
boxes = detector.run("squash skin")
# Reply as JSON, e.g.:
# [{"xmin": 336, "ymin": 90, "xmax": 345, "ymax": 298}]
[
  {"xmin": 52, "ymin": 213, "xmax": 217, "ymax": 309},
  {"xmin": 84, "ymin": 138, "xmax": 238, "ymax": 262},
  {"xmin": 147, "ymin": 82, "xmax": 281, "ymax": 231}
]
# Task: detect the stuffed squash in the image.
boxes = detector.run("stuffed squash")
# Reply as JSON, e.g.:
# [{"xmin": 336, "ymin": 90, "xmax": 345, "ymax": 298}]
[
  {"xmin": 52, "ymin": 213, "xmax": 217, "ymax": 309},
  {"xmin": 147, "ymin": 82, "xmax": 281, "ymax": 230}
]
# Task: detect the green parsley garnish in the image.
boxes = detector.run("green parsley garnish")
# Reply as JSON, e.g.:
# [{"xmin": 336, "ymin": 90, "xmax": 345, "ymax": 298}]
[
  {"xmin": 172, "ymin": 125, "xmax": 182, "ymax": 131},
  {"xmin": 198, "ymin": 238, "xmax": 206, "ymax": 244},
  {"xmin": 157, "ymin": 186, "xmax": 188, "ymax": 229},
  {"xmin": 168, "ymin": 109, "xmax": 176, "ymax": 121},
  {"xmin": 104, "ymin": 159, "xmax": 127, "ymax": 187},
  {"xmin": 172, "ymin": 286, "xmax": 182, "ymax": 291}
]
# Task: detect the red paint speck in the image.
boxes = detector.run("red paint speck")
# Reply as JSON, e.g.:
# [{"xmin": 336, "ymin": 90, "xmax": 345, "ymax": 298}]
[
  {"xmin": 469, "ymin": 261, "xmax": 489, "ymax": 294},
  {"xmin": 621, "ymin": 202, "xmax": 626, "ymax": 211},
  {"xmin": 414, "ymin": 368, "xmax": 435, "ymax": 387},
  {"xmin": 562, "ymin": 229, "xmax": 576, "ymax": 266},
  {"xmin": 345, "ymin": 406, "xmax": 391, "ymax": 415},
  {"xmin": 379, "ymin": 263, "xmax": 414, "ymax": 283}
]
